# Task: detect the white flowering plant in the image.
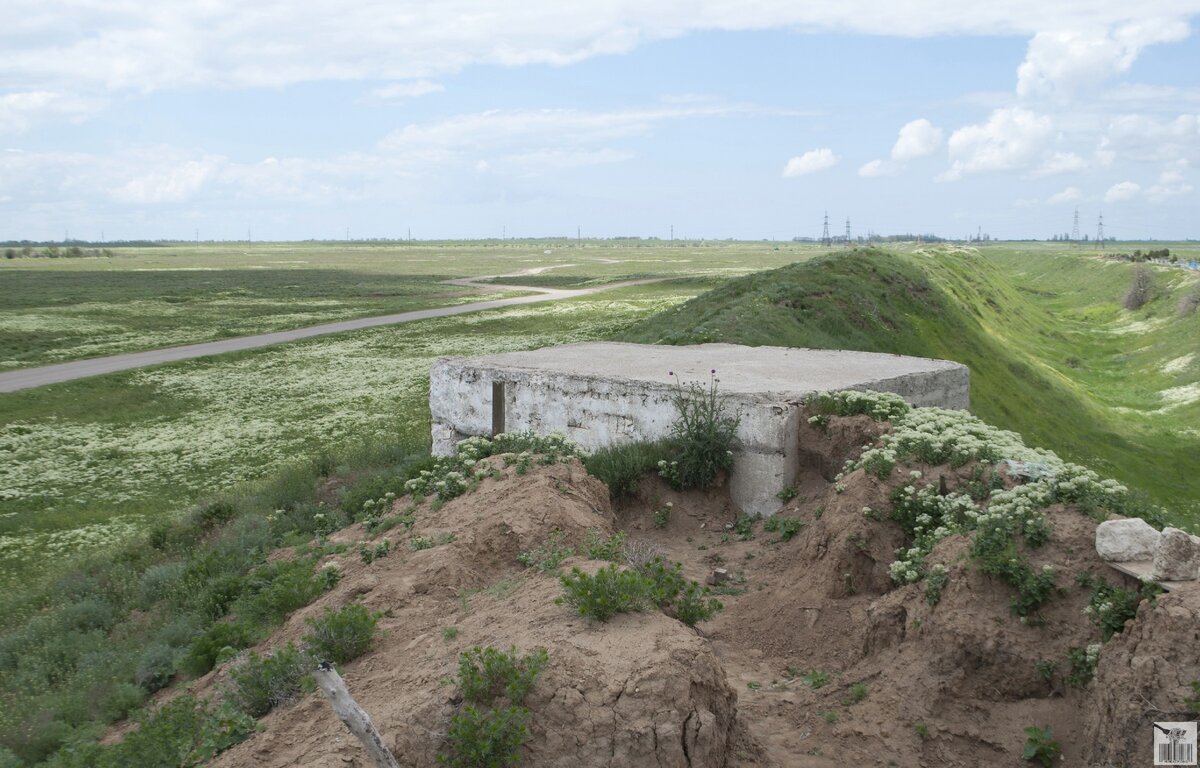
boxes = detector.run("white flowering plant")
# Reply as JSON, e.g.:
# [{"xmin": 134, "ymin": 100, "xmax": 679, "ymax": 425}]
[{"xmin": 404, "ymin": 431, "xmax": 579, "ymax": 503}]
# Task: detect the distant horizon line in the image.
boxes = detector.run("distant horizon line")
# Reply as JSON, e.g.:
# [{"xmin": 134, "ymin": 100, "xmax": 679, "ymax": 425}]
[{"xmin": 3, "ymin": 236, "xmax": 1198, "ymax": 247}]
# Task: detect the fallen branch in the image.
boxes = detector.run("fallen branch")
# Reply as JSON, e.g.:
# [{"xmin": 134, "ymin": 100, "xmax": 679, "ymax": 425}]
[{"xmin": 313, "ymin": 662, "xmax": 400, "ymax": 768}]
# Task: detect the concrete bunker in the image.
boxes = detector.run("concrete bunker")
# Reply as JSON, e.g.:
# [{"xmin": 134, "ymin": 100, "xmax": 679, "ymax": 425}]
[{"xmin": 430, "ymin": 342, "xmax": 970, "ymax": 516}]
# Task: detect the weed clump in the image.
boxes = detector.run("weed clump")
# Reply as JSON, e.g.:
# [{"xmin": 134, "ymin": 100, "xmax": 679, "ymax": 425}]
[
  {"xmin": 558, "ymin": 558, "xmax": 722, "ymax": 626},
  {"xmin": 302, "ymin": 603, "xmax": 380, "ymax": 666},
  {"xmin": 439, "ymin": 646, "xmax": 547, "ymax": 768},
  {"xmin": 657, "ymin": 371, "xmax": 740, "ymax": 490},
  {"xmin": 227, "ymin": 643, "xmax": 311, "ymax": 718}
]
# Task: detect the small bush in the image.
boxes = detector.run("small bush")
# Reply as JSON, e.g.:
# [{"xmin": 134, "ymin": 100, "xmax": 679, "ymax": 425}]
[
  {"xmin": 457, "ymin": 646, "xmax": 548, "ymax": 706},
  {"xmin": 100, "ymin": 682, "xmax": 147, "ymax": 722},
  {"xmin": 924, "ymin": 565, "xmax": 949, "ymax": 607},
  {"xmin": 1083, "ymin": 577, "xmax": 1157, "ymax": 640},
  {"xmin": 842, "ymin": 682, "xmax": 868, "ymax": 705},
  {"xmin": 638, "ymin": 558, "xmax": 722, "ymax": 626},
  {"xmin": 137, "ymin": 560, "xmax": 188, "ymax": 606},
  {"xmin": 438, "ymin": 704, "xmax": 530, "ymax": 768},
  {"xmin": 1122, "ymin": 265, "xmax": 1154, "ymax": 310},
  {"xmin": 558, "ymin": 565, "xmax": 648, "ymax": 621},
  {"xmin": 584, "ymin": 530, "xmax": 627, "ymax": 562},
  {"xmin": 228, "ymin": 643, "xmax": 311, "ymax": 718},
  {"xmin": 182, "ymin": 622, "xmax": 260, "ymax": 677},
  {"xmin": 658, "ymin": 371, "xmax": 740, "ymax": 490},
  {"xmin": 1066, "ymin": 644, "xmax": 1100, "ymax": 688},
  {"xmin": 802, "ymin": 669, "xmax": 830, "ymax": 689},
  {"xmin": 135, "ymin": 642, "xmax": 178, "ymax": 692},
  {"xmin": 1179, "ymin": 286, "xmax": 1200, "ymax": 316},
  {"xmin": 763, "ymin": 516, "xmax": 804, "ymax": 542},
  {"xmin": 1022, "ymin": 725, "xmax": 1061, "ymax": 766},
  {"xmin": 302, "ymin": 604, "xmax": 380, "ymax": 665},
  {"xmin": 360, "ymin": 539, "xmax": 391, "ymax": 564},
  {"xmin": 516, "ymin": 531, "xmax": 575, "ymax": 574},
  {"xmin": 583, "ymin": 442, "xmax": 670, "ymax": 500}
]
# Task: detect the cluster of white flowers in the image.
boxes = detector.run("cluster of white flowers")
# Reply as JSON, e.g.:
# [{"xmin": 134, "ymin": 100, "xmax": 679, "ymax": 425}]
[
  {"xmin": 887, "ymin": 485, "xmax": 979, "ymax": 582},
  {"xmin": 3, "ymin": 288, "xmax": 683, "ymax": 585}
]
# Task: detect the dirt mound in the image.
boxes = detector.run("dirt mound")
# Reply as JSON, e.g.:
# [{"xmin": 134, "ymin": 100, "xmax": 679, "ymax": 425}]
[
  {"xmin": 1082, "ymin": 584, "xmax": 1200, "ymax": 766},
  {"xmin": 129, "ymin": 415, "xmax": 1197, "ymax": 768},
  {"xmin": 208, "ymin": 457, "xmax": 745, "ymax": 768}
]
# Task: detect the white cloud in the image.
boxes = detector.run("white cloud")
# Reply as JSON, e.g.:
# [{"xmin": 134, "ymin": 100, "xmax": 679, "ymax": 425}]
[
  {"xmin": 1032, "ymin": 151, "xmax": 1089, "ymax": 176},
  {"xmin": 1048, "ymin": 186, "xmax": 1082, "ymax": 204},
  {"xmin": 0, "ymin": 90, "xmax": 103, "ymax": 134},
  {"xmin": 1104, "ymin": 113, "xmax": 1200, "ymax": 163},
  {"xmin": 858, "ymin": 159, "xmax": 897, "ymax": 177},
  {"xmin": 942, "ymin": 107, "xmax": 1054, "ymax": 180},
  {"xmin": 783, "ymin": 148, "xmax": 838, "ymax": 177},
  {"xmin": 1105, "ymin": 180, "xmax": 1141, "ymax": 201},
  {"xmin": 1016, "ymin": 19, "xmax": 1190, "ymax": 98},
  {"xmin": 891, "ymin": 118, "xmax": 943, "ymax": 161},
  {"xmin": 1, "ymin": 1, "xmax": 1195, "ymax": 96},
  {"xmin": 368, "ymin": 80, "xmax": 445, "ymax": 101},
  {"xmin": 1146, "ymin": 160, "xmax": 1193, "ymax": 201}
]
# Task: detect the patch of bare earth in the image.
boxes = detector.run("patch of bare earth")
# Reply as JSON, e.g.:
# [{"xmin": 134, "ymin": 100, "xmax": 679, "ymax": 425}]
[{"xmin": 138, "ymin": 417, "xmax": 1197, "ymax": 767}]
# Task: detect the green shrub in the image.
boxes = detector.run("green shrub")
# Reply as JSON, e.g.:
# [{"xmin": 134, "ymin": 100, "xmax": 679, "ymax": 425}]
[
  {"xmin": 83, "ymin": 695, "xmax": 255, "ymax": 768},
  {"xmin": 516, "ymin": 531, "xmax": 575, "ymax": 574},
  {"xmin": 438, "ymin": 705, "xmax": 530, "ymax": 768},
  {"xmin": 657, "ymin": 372, "xmax": 739, "ymax": 490},
  {"xmin": 181, "ymin": 622, "xmax": 259, "ymax": 677},
  {"xmin": 802, "ymin": 669, "xmax": 829, "ymax": 688},
  {"xmin": 1082, "ymin": 576, "xmax": 1159, "ymax": 640},
  {"xmin": 842, "ymin": 682, "xmax": 868, "ymax": 705},
  {"xmin": 228, "ymin": 644, "xmax": 311, "ymax": 718},
  {"xmin": 236, "ymin": 558, "xmax": 331, "ymax": 625},
  {"xmin": 1066, "ymin": 645, "xmax": 1100, "ymax": 688},
  {"xmin": 59, "ymin": 598, "xmax": 117, "ymax": 632},
  {"xmin": 582, "ymin": 442, "xmax": 670, "ymax": 500},
  {"xmin": 1022, "ymin": 725, "xmax": 1061, "ymax": 766},
  {"xmin": 100, "ymin": 682, "xmax": 146, "ymax": 722},
  {"xmin": 637, "ymin": 557, "xmax": 722, "ymax": 626},
  {"xmin": 558, "ymin": 565, "xmax": 647, "ymax": 621},
  {"xmin": 136, "ymin": 642, "xmax": 178, "ymax": 692},
  {"xmin": 137, "ymin": 561, "xmax": 188, "ymax": 606},
  {"xmin": 359, "ymin": 539, "xmax": 391, "ymax": 564},
  {"xmin": 732, "ymin": 514, "xmax": 759, "ymax": 541},
  {"xmin": 302, "ymin": 604, "xmax": 380, "ymax": 666},
  {"xmin": 457, "ymin": 646, "xmax": 548, "ymax": 706},
  {"xmin": 924, "ymin": 565, "xmax": 949, "ymax": 607},
  {"xmin": 584, "ymin": 530, "xmax": 626, "ymax": 562}
]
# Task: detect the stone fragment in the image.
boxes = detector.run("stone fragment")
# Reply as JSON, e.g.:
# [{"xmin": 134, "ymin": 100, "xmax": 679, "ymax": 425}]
[
  {"xmin": 707, "ymin": 568, "xmax": 730, "ymax": 586},
  {"xmin": 1152, "ymin": 527, "xmax": 1200, "ymax": 581},
  {"xmin": 1095, "ymin": 518, "xmax": 1161, "ymax": 562}
]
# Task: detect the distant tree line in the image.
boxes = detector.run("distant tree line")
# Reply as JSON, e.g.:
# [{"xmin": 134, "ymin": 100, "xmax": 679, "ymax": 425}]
[
  {"xmin": 1109, "ymin": 248, "xmax": 1175, "ymax": 263},
  {"xmin": 4, "ymin": 245, "xmax": 115, "ymax": 259}
]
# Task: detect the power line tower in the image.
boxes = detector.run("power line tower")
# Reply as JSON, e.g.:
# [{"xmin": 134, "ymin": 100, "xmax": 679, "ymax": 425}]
[
  {"xmin": 820, "ymin": 211, "xmax": 831, "ymax": 247},
  {"xmin": 1071, "ymin": 207, "xmax": 1080, "ymax": 242},
  {"xmin": 1096, "ymin": 213, "xmax": 1105, "ymax": 249},
  {"xmin": 844, "ymin": 217, "xmax": 851, "ymax": 247}
]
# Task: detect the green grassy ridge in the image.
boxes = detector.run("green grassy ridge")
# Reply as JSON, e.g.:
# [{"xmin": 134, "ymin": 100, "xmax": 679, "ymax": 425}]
[{"xmin": 620, "ymin": 248, "xmax": 1199, "ymax": 523}]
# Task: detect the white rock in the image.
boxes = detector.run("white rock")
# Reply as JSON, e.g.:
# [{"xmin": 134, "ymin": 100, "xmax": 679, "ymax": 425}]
[
  {"xmin": 1095, "ymin": 518, "xmax": 1161, "ymax": 562},
  {"xmin": 1152, "ymin": 527, "xmax": 1200, "ymax": 581}
]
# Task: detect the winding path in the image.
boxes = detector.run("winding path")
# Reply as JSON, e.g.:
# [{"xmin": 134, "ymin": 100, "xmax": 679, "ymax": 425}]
[{"xmin": 0, "ymin": 276, "xmax": 661, "ymax": 393}]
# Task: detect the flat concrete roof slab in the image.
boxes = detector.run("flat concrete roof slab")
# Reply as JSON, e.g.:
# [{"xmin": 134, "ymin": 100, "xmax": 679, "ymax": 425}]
[{"xmin": 457, "ymin": 342, "xmax": 965, "ymax": 400}]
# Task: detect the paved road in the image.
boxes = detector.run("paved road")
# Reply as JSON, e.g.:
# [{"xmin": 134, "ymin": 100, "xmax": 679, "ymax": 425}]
[{"xmin": 0, "ymin": 277, "xmax": 661, "ymax": 393}]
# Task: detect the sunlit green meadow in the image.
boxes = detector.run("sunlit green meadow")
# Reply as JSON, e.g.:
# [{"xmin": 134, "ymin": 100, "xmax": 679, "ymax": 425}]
[{"xmin": 0, "ymin": 240, "xmax": 816, "ymax": 368}]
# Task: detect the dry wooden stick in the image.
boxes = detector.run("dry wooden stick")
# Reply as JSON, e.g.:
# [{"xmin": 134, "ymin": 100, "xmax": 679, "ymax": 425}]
[{"xmin": 313, "ymin": 662, "xmax": 400, "ymax": 768}]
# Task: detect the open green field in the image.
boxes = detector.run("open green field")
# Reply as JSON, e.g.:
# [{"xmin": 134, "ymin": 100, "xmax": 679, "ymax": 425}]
[
  {"xmin": 1, "ymin": 239, "xmax": 1198, "ymax": 766},
  {"xmin": 0, "ymin": 241, "xmax": 812, "ymax": 368},
  {"xmin": 623, "ymin": 242, "xmax": 1200, "ymax": 524},
  {"xmin": 2, "ymin": 239, "xmax": 1198, "ymax": 588}
]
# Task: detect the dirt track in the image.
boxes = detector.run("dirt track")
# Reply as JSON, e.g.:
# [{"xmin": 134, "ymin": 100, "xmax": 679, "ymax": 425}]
[{"xmin": 0, "ymin": 277, "xmax": 662, "ymax": 393}]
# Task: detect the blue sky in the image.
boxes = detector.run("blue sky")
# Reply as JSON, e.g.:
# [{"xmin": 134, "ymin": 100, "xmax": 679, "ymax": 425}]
[{"xmin": 2, "ymin": 1, "xmax": 1199, "ymax": 241}]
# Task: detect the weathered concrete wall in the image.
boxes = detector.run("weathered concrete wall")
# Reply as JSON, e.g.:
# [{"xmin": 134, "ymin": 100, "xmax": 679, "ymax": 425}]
[{"xmin": 429, "ymin": 343, "xmax": 969, "ymax": 516}]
